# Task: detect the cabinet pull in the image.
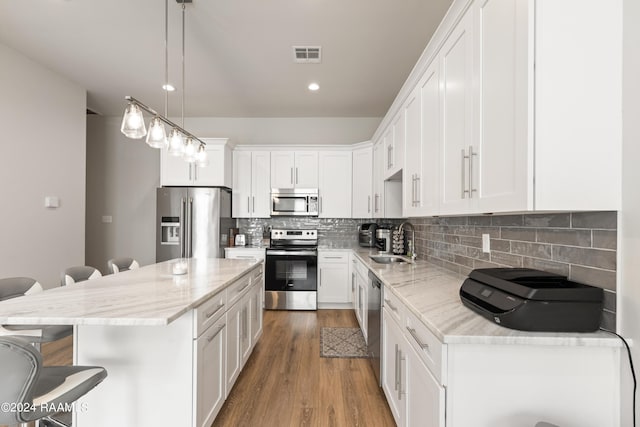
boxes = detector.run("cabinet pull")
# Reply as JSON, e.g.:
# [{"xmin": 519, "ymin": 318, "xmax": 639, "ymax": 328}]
[
  {"xmin": 319, "ymin": 196, "xmax": 323, "ymax": 214},
  {"xmin": 291, "ymin": 167, "xmax": 294, "ymax": 185},
  {"xmin": 367, "ymin": 195, "xmax": 371, "ymax": 213},
  {"xmin": 468, "ymin": 145, "xmax": 477, "ymax": 197},
  {"xmin": 189, "ymin": 165, "xmax": 192, "ymax": 181},
  {"xmin": 406, "ymin": 326, "xmax": 430, "ymax": 350},
  {"xmin": 323, "ymin": 256, "xmax": 343, "ymax": 259},
  {"xmin": 352, "ymin": 272, "xmax": 355, "ymax": 292},
  {"xmin": 384, "ymin": 299, "xmax": 397, "ymax": 312},
  {"xmin": 374, "ymin": 194, "xmax": 379, "ymax": 213},
  {"xmin": 461, "ymin": 148, "xmax": 469, "ymax": 198},
  {"xmin": 207, "ymin": 323, "xmax": 225, "ymax": 342},
  {"xmin": 237, "ymin": 282, "xmax": 251, "ymax": 294},
  {"xmin": 296, "ymin": 168, "xmax": 299, "ymax": 184},
  {"xmin": 398, "ymin": 352, "xmax": 406, "ymax": 400},
  {"xmin": 390, "ymin": 145, "xmax": 394, "ymax": 168},
  {"xmin": 415, "ymin": 175, "xmax": 421, "ymax": 204},
  {"xmin": 247, "ymin": 196, "xmax": 251, "ymax": 214},
  {"xmin": 194, "ymin": 164, "xmax": 198, "ymax": 181},
  {"xmin": 319, "ymin": 269, "xmax": 322, "ymax": 285},
  {"xmin": 394, "ymin": 344, "xmax": 400, "ymax": 391},
  {"xmin": 205, "ymin": 302, "xmax": 225, "ymax": 319},
  {"xmin": 252, "ymin": 196, "xmax": 255, "ymax": 213}
]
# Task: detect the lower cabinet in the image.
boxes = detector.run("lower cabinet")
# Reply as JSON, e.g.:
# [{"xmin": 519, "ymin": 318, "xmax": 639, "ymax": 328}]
[
  {"xmin": 318, "ymin": 251, "xmax": 351, "ymax": 307},
  {"xmin": 352, "ymin": 255, "xmax": 369, "ymax": 340},
  {"xmin": 193, "ymin": 315, "xmax": 227, "ymax": 427}
]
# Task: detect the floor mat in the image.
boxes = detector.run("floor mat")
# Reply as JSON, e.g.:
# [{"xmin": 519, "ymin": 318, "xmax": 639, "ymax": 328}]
[{"xmin": 320, "ymin": 327, "xmax": 369, "ymax": 358}]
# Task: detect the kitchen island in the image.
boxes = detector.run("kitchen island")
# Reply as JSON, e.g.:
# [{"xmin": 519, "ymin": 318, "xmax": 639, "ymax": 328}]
[
  {"xmin": 349, "ymin": 249, "xmax": 622, "ymax": 427},
  {"xmin": 0, "ymin": 258, "xmax": 264, "ymax": 427}
]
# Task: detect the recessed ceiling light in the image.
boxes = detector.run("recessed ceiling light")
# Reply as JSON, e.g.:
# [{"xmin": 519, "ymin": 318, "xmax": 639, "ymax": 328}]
[
  {"xmin": 308, "ymin": 83, "xmax": 320, "ymax": 91},
  {"xmin": 162, "ymin": 84, "xmax": 175, "ymax": 92}
]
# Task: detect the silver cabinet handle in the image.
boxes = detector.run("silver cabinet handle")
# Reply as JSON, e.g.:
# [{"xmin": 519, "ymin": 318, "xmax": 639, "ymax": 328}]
[
  {"xmin": 384, "ymin": 299, "xmax": 397, "ymax": 312},
  {"xmin": 406, "ymin": 326, "xmax": 429, "ymax": 350},
  {"xmin": 237, "ymin": 282, "xmax": 251, "ymax": 294},
  {"xmin": 194, "ymin": 164, "xmax": 198, "ymax": 181},
  {"xmin": 468, "ymin": 145, "xmax": 477, "ymax": 197},
  {"xmin": 367, "ymin": 195, "xmax": 371, "ymax": 213},
  {"xmin": 415, "ymin": 175, "xmax": 421, "ymax": 204},
  {"xmin": 398, "ymin": 351, "xmax": 406, "ymax": 400},
  {"xmin": 291, "ymin": 167, "xmax": 294, "ymax": 185},
  {"xmin": 374, "ymin": 194, "xmax": 379, "ymax": 213},
  {"xmin": 296, "ymin": 168, "xmax": 299, "ymax": 185},
  {"xmin": 351, "ymin": 272, "xmax": 355, "ymax": 292},
  {"xmin": 189, "ymin": 164, "xmax": 192, "ymax": 181},
  {"xmin": 207, "ymin": 323, "xmax": 226, "ymax": 342},
  {"xmin": 319, "ymin": 269, "xmax": 322, "ymax": 286},
  {"xmin": 461, "ymin": 148, "xmax": 469, "ymax": 198},
  {"xmin": 319, "ymin": 196, "xmax": 323, "ymax": 214},
  {"xmin": 205, "ymin": 302, "xmax": 225, "ymax": 319},
  {"xmin": 252, "ymin": 196, "xmax": 255, "ymax": 213},
  {"xmin": 323, "ymin": 256, "xmax": 343, "ymax": 259},
  {"xmin": 247, "ymin": 196, "xmax": 251, "ymax": 214},
  {"xmin": 394, "ymin": 344, "xmax": 400, "ymax": 391}
]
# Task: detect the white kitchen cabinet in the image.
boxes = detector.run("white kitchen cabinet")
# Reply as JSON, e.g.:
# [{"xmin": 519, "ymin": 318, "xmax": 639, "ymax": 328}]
[
  {"xmin": 224, "ymin": 247, "xmax": 266, "ymax": 261},
  {"xmin": 402, "ymin": 87, "xmax": 422, "ymax": 217},
  {"xmin": 382, "ymin": 306, "xmax": 404, "ymax": 424},
  {"xmin": 161, "ymin": 138, "xmax": 233, "ymax": 187},
  {"xmin": 352, "ymin": 145, "xmax": 373, "ymax": 218},
  {"xmin": 352, "ymin": 255, "xmax": 369, "ymax": 337},
  {"xmin": 232, "ymin": 150, "xmax": 270, "ymax": 218},
  {"xmin": 372, "ymin": 140, "xmax": 385, "ymax": 219},
  {"xmin": 239, "ymin": 292, "xmax": 251, "ymax": 365},
  {"xmin": 193, "ymin": 315, "xmax": 226, "ymax": 427},
  {"xmin": 270, "ymin": 151, "xmax": 318, "ymax": 189},
  {"xmin": 318, "ymin": 251, "xmax": 350, "ymax": 307},
  {"xmin": 225, "ymin": 296, "xmax": 242, "ymax": 393},
  {"xmin": 384, "ymin": 111, "xmax": 404, "ymax": 180},
  {"xmin": 318, "ymin": 151, "xmax": 352, "ymax": 218},
  {"xmin": 350, "ymin": 256, "xmax": 358, "ymax": 312},
  {"xmin": 249, "ymin": 276, "xmax": 263, "ymax": 344}
]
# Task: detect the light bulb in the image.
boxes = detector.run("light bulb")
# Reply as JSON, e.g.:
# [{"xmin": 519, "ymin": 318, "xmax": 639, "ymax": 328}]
[
  {"xmin": 146, "ymin": 117, "xmax": 167, "ymax": 148},
  {"xmin": 120, "ymin": 103, "xmax": 147, "ymax": 139},
  {"xmin": 196, "ymin": 144, "xmax": 209, "ymax": 167},
  {"xmin": 184, "ymin": 137, "xmax": 197, "ymax": 163},
  {"xmin": 168, "ymin": 128, "xmax": 185, "ymax": 156}
]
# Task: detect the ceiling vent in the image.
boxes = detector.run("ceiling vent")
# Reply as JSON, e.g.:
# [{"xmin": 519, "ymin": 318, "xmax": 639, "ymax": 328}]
[{"xmin": 293, "ymin": 46, "xmax": 322, "ymax": 64}]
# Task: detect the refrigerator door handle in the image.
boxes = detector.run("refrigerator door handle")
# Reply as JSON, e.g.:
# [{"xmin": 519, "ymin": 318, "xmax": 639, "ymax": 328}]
[
  {"xmin": 187, "ymin": 197, "xmax": 194, "ymax": 257},
  {"xmin": 180, "ymin": 197, "xmax": 187, "ymax": 258}
]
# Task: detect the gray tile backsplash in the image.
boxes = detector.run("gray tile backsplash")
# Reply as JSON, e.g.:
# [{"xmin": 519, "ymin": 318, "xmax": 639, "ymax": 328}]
[{"xmin": 411, "ymin": 211, "xmax": 618, "ymax": 329}]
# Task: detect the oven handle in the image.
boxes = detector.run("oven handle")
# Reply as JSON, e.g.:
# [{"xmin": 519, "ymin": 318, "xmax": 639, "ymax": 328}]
[{"xmin": 266, "ymin": 250, "xmax": 317, "ymax": 256}]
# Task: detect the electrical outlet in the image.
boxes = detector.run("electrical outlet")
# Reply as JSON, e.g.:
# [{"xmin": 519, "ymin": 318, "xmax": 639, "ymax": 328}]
[{"xmin": 482, "ymin": 234, "xmax": 491, "ymax": 253}]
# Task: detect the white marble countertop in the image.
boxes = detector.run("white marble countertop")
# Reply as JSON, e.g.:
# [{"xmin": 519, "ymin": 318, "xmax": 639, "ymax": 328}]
[
  {"xmin": 352, "ymin": 249, "xmax": 619, "ymax": 347},
  {"xmin": 0, "ymin": 258, "xmax": 261, "ymax": 327}
]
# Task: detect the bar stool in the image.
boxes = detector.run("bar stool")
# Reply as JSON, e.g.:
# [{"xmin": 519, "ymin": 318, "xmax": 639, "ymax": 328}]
[
  {"xmin": 0, "ymin": 277, "xmax": 72, "ymax": 343},
  {"xmin": 107, "ymin": 257, "xmax": 139, "ymax": 274},
  {"xmin": 60, "ymin": 266, "xmax": 102, "ymax": 286},
  {"xmin": 0, "ymin": 336, "xmax": 107, "ymax": 426}
]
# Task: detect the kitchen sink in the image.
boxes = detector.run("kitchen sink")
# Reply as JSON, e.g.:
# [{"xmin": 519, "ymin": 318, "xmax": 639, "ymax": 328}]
[{"xmin": 369, "ymin": 255, "xmax": 409, "ymax": 264}]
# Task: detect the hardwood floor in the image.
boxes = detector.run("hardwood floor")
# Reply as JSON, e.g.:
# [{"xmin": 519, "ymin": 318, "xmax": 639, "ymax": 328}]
[{"xmin": 213, "ymin": 310, "xmax": 396, "ymax": 427}]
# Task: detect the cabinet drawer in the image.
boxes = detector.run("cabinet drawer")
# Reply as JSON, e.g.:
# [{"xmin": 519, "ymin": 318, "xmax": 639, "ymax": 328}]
[
  {"xmin": 404, "ymin": 309, "xmax": 446, "ymax": 384},
  {"xmin": 225, "ymin": 248, "xmax": 266, "ymax": 260},
  {"xmin": 250, "ymin": 264, "xmax": 263, "ymax": 285},
  {"xmin": 227, "ymin": 272, "xmax": 253, "ymax": 307},
  {"xmin": 319, "ymin": 252, "xmax": 349, "ymax": 263},
  {"xmin": 194, "ymin": 291, "xmax": 227, "ymax": 339},
  {"xmin": 382, "ymin": 288, "xmax": 403, "ymax": 326},
  {"xmin": 353, "ymin": 255, "xmax": 369, "ymax": 279}
]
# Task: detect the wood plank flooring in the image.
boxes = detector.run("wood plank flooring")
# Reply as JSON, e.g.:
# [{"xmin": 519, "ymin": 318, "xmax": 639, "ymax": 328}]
[{"xmin": 212, "ymin": 310, "xmax": 396, "ymax": 427}]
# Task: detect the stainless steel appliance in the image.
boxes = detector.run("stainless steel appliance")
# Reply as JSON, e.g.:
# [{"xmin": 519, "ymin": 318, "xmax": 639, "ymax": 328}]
[
  {"xmin": 358, "ymin": 223, "xmax": 378, "ymax": 247},
  {"xmin": 265, "ymin": 229, "xmax": 318, "ymax": 310},
  {"xmin": 156, "ymin": 187, "xmax": 234, "ymax": 262},
  {"xmin": 368, "ymin": 270, "xmax": 382, "ymax": 386},
  {"xmin": 270, "ymin": 188, "xmax": 319, "ymax": 217},
  {"xmin": 460, "ymin": 268, "xmax": 604, "ymax": 332},
  {"xmin": 375, "ymin": 228, "xmax": 391, "ymax": 253}
]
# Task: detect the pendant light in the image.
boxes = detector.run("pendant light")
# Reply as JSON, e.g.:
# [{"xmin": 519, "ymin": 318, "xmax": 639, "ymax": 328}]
[{"xmin": 119, "ymin": 0, "xmax": 207, "ymax": 167}]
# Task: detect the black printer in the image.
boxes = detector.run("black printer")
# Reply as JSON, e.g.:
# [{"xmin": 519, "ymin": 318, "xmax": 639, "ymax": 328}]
[{"xmin": 460, "ymin": 268, "xmax": 604, "ymax": 332}]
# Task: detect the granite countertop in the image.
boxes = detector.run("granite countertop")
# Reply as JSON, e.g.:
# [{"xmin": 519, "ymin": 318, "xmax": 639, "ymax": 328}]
[
  {"xmin": 351, "ymin": 249, "xmax": 618, "ymax": 347},
  {"xmin": 0, "ymin": 258, "xmax": 261, "ymax": 327}
]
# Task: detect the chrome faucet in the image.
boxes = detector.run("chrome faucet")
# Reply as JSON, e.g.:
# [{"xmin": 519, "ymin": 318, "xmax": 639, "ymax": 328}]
[{"xmin": 397, "ymin": 221, "xmax": 417, "ymax": 261}]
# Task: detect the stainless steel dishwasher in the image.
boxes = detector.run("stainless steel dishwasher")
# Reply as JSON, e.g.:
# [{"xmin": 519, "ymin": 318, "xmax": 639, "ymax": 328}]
[{"xmin": 367, "ymin": 270, "xmax": 382, "ymax": 386}]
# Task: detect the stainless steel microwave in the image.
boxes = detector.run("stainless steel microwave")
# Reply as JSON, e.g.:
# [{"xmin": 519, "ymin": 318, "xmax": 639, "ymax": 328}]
[{"xmin": 271, "ymin": 188, "xmax": 319, "ymax": 216}]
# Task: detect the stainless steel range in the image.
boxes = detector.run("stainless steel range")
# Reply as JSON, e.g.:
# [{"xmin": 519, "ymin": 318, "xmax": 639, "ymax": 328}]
[{"xmin": 265, "ymin": 229, "xmax": 318, "ymax": 310}]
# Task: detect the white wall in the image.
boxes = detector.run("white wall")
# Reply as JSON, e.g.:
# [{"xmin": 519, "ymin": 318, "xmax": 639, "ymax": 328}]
[
  {"xmin": 85, "ymin": 116, "xmax": 159, "ymax": 273},
  {"xmin": 0, "ymin": 42, "xmax": 86, "ymax": 289},
  {"xmin": 620, "ymin": 0, "xmax": 640, "ymax": 424},
  {"xmin": 182, "ymin": 117, "xmax": 381, "ymax": 145}
]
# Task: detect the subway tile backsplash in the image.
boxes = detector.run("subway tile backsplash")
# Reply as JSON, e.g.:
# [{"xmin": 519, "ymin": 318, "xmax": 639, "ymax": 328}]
[{"xmin": 411, "ymin": 211, "xmax": 617, "ymax": 330}]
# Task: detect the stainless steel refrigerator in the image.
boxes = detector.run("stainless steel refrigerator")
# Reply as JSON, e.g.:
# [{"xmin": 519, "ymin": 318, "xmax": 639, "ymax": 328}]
[{"xmin": 156, "ymin": 187, "xmax": 234, "ymax": 262}]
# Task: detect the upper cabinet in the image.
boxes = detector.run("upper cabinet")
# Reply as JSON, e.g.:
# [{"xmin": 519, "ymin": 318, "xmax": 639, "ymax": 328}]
[
  {"xmin": 161, "ymin": 138, "xmax": 233, "ymax": 188},
  {"xmin": 318, "ymin": 151, "xmax": 352, "ymax": 218},
  {"xmin": 384, "ymin": 113, "xmax": 405, "ymax": 180},
  {"xmin": 232, "ymin": 151, "xmax": 271, "ymax": 218},
  {"xmin": 270, "ymin": 151, "xmax": 318, "ymax": 189},
  {"xmin": 352, "ymin": 145, "xmax": 373, "ymax": 218}
]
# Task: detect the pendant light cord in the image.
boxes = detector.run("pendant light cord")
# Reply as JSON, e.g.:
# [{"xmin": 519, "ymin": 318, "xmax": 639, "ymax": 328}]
[
  {"xmin": 164, "ymin": 0, "xmax": 169, "ymax": 117},
  {"xmin": 181, "ymin": 2, "xmax": 185, "ymax": 128}
]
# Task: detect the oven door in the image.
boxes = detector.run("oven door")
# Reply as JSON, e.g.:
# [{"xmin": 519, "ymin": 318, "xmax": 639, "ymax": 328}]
[{"xmin": 265, "ymin": 249, "xmax": 318, "ymax": 310}]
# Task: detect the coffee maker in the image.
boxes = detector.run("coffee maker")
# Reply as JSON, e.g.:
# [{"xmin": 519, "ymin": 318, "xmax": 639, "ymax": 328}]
[{"xmin": 375, "ymin": 227, "xmax": 391, "ymax": 253}]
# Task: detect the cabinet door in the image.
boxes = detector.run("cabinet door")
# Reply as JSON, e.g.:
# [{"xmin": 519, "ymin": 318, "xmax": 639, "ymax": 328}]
[
  {"xmin": 372, "ymin": 141, "xmax": 385, "ymax": 218},
  {"xmin": 318, "ymin": 151, "xmax": 352, "ymax": 218},
  {"xmin": 251, "ymin": 151, "xmax": 271, "ymax": 218},
  {"xmin": 318, "ymin": 262, "xmax": 350, "ymax": 304},
  {"xmin": 194, "ymin": 316, "xmax": 226, "ymax": 427},
  {"xmin": 225, "ymin": 302, "xmax": 242, "ymax": 392},
  {"xmin": 240, "ymin": 295, "xmax": 252, "ymax": 364},
  {"xmin": 357, "ymin": 273, "xmax": 368, "ymax": 341},
  {"xmin": 250, "ymin": 282, "xmax": 263, "ymax": 344},
  {"xmin": 405, "ymin": 344, "xmax": 446, "ymax": 427},
  {"xmin": 382, "ymin": 309, "xmax": 404, "ymax": 425},
  {"xmin": 387, "ymin": 111, "xmax": 405, "ymax": 179},
  {"xmin": 294, "ymin": 151, "xmax": 319, "ymax": 188},
  {"xmin": 420, "ymin": 60, "xmax": 441, "ymax": 216},
  {"xmin": 232, "ymin": 151, "xmax": 252, "ymax": 218},
  {"xmin": 403, "ymin": 87, "xmax": 422, "ymax": 217},
  {"xmin": 474, "ymin": 0, "xmax": 530, "ymax": 213},
  {"xmin": 352, "ymin": 146, "xmax": 373, "ymax": 218},
  {"xmin": 270, "ymin": 151, "xmax": 295, "ymax": 189},
  {"xmin": 439, "ymin": 9, "xmax": 475, "ymax": 215},
  {"xmin": 161, "ymin": 149, "xmax": 192, "ymax": 186},
  {"xmin": 194, "ymin": 144, "xmax": 226, "ymax": 187}
]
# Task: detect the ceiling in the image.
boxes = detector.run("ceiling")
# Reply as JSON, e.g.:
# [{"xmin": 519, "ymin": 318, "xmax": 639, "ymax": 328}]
[{"xmin": 0, "ymin": 0, "xmax": 452, "ymax": 118}]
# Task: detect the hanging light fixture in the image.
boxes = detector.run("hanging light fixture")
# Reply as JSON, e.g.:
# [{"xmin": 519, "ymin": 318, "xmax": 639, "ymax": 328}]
[{"xmin": 119, "ymin": 0, "xmax": 207, "ymax": 167}]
